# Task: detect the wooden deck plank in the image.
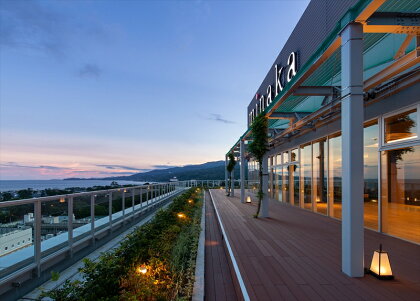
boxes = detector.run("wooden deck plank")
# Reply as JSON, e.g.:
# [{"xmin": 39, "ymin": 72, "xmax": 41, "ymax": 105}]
[
  {"xmin": 209, "ymin": 189, "xmax": 420, "ymax": 301},
  {"xmin": 204, "ymin": 191, "xmax": 239, "ymax": 301}
]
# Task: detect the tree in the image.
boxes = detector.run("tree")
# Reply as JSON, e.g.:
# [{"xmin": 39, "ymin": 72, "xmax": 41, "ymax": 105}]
[
  {"xmin": 0, "ymin": 192, "xmax": 13, "ymax": 202},
  {"xmin": 247, "ymin": 114, "xmax": 268, "ymax": 218},
  {"xmin": 17, "ymin": 189, "xmax": 33, "ymax": 200},
  {"xmin": 226, "ymin": 152, "xmax": 236, "ymax": 196}
]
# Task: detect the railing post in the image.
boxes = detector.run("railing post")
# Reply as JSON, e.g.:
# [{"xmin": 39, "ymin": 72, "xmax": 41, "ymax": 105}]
[
  {"xmin": 91, "ymin": 195, "xmax": 95, "ymax": 246},
  {"xmin": 109, "ymin": 192, "xmax": 113, "ymax": 232},
  {"xmin": 131, "ymin": 189, "xmax": 135, "ymax": 220},
  {"xmin": 68, "ymin": 196, "xmax": 74, "ymax": 258},
  {"xmin": 140, "ymin": 187, "xmax": 143, "ymax": 210},
  {"xmin": 146, "ymin": 186, "xmax": 149, "ymax": 207},
  {"xmin": 34, "ymin": 200, "xmax": 41, "ymax": 277},
  {"xmin": 122, "ymin": 190, "xmax": 126, "ymax": 224}
]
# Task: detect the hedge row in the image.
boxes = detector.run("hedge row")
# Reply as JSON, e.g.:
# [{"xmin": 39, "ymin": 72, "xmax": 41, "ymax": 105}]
[{"xmin": 42, "ymin": 188, "xmax": 203, "ymax": 301}]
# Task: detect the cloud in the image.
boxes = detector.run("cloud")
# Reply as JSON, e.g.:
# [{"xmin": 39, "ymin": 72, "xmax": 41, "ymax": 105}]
[
  {"xmin": 0, "ymin": 0, "xmax": 106, "ymax": 58},
  {"xmin": 78, "ymin": 63, "xmax": 102, "ymax": 78},
  {"xmin": 96, "ymin": 164, "xmax": 147, "ymax": 172},
  {"xmin": 152, "ymin": 165, "xmax": 180, "ymax": 169},
  {"xmin": 207, "ymin": 114, "xmax": 235, "ymax": 124},
  {"xmin": 1, "ymin": 162, "xmax": 61, "ymax": 170}
]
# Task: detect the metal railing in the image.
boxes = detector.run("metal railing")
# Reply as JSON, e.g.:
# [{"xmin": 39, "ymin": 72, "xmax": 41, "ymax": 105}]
[
  {"xmin": 0, "ymin": 182, "xmax": 194, "ymax": 295},
  {"xmin": 0, "ymin": 179, "xmax": 251, "ymax": 298}
]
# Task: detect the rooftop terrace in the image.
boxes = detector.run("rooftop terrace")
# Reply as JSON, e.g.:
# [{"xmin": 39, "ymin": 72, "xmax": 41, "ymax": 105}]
[{"xmin": 208, "ymin": 189, "xmax": 420, "ymax": 301}]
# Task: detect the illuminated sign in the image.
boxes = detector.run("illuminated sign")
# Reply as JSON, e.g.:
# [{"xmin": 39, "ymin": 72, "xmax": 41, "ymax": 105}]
[{"xmin": 249, "ymin": 51, "xmax": 298, "ymax": 124}]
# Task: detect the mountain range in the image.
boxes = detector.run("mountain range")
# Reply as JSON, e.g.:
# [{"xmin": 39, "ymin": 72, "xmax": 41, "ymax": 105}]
[
  {"xmin": 66, "ymin": 161, "xmax": 241, "ymax": 182},
  {"xmin": 108, "ymin": 160, "xmax": 240, "ymax": 182}
]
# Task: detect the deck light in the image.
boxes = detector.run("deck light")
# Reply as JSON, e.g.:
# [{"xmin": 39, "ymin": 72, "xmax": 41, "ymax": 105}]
[
  {"xmin": 368, "ymin": 244, "xmax": 394, "ymax": 280},
  {"xmin": 246, "ymin": 196, "xmax": 252, "ymax": 203},
  {"xmin": 59, "ymin": 198, "xmax": 65, "ymax": 203},
  {"xmin": 137, "ymin": 265, "xmax": 147, "ymax": 275}
]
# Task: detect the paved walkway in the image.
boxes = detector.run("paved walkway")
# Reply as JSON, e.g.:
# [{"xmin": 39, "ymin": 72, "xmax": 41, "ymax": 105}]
[
  {"xmin": 205, "ymin": 190, "xmax": 239, "ymax": 301},
  {"xmin": 209, "ymin": 189, "xmax": 420, "ymax": 301}
]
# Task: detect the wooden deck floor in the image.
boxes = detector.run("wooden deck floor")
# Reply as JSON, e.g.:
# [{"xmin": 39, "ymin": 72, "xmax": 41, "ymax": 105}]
[
  {"xmin": 208, "ymin": 189, "xmax": 420, "ymax": 301},
  {"xmin": 205, "ymin": 190, "xmax": 240, "ymax": 301}
]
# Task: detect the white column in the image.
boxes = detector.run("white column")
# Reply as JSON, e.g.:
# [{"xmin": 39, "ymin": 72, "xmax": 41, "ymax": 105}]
[
  {"xmin": 260, "ymin": 155, "xmax": 269, "ymax": 217},
  {"xmin": 225, "ymin": 156, "xmax": 229, "ymax": 194},
  {"xmin": 240, "ymin": 140, "xmax": 246, "ymax": 203},
  {"xmin": 340, "ymin": 22, "xmax": 364, "ymax": 277}
]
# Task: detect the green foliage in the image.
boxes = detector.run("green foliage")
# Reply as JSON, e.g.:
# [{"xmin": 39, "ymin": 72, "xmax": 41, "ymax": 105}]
[
  {"xmin": 0, "ymin": 192, "xmax": 12, "ymax": 202},
  {"xmin": 42, "ymin": 188, "xmax": 203, "ymax": 301},
  {"xmin": 226, "ymin": 153, "xmax": 236, "ymax": 173},
  {"xmin": 17, "ymin": 188, "xmax": 33, "ymax": 199},
  {"xmin": 248, "ymin": 114, "xmax": 268, "ymax": 163},
  {"xmin": 51, "ymin": 270, "xmax": 60, "ymax": 281},
  {"xmin": 248, "ymin": 114, "xmax": 268, "ymax": 218}
]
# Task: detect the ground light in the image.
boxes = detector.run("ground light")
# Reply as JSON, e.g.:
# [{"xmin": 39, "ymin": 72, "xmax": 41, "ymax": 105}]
[
  {"xmin": 137, "ymin": 265, "xmax": 147, "ymax": 275},
  {"xmin": 188, "ymin": 199, "xmax": 193, "ymax": 204},
  {"xmin": 368, "ymin": 244, "xmax": 394, "ymax": 280},
  {"xmin": 246, "ymin": 196, "xmax": 252, "ymax": 203},
  {"xmin": 177, "ymin": 212, "xmax": 186, "ymax": 219}
]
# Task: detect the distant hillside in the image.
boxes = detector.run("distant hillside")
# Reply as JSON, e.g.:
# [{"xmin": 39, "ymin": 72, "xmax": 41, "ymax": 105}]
[{"xmin": 107, "ymin": 161, "xmax": 240, "ymax": 182}]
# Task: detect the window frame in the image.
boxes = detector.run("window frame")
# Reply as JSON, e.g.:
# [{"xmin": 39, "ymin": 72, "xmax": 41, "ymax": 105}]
[{"xmin": 380, "ymin": 103, "xmax": 420, "ymax": 149}]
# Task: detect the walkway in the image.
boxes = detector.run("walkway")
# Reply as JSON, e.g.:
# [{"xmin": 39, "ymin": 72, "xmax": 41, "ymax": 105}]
[
  {"xmin": 205, "ymin": 190, "xmax": 240, "ymax": 301},
  {"xmin": 209, "ymin": 189, "xmax": 420, "ymax": 301}
]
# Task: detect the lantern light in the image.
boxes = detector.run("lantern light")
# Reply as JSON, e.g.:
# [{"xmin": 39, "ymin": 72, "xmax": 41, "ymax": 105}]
[
  {"xmin": 137, "ymin": 265, "xmax": 147, "ymax": 275},
  {"xmin": 368, "ymin": 244, "xmax": 394, "ymax": 280},
  {"xmin": 246, "ymin": 196, "xmax": 252, "ymax": 203}
]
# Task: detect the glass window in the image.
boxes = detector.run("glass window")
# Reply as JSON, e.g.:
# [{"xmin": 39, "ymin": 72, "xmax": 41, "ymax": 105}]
[
  {"xmin": 290, "ymin": 162, "xmax": 299, "ymax": 206},
  {"xmin": 275, "ymin": 164, "xmax": 282, "ymax": 201},
  {"xmin": 384, "ymin": 108, "xmax": 417, "ymax": 144},
  {"xmin": 276, "ymin": 154, "xmax": 282, "ymax": 165},
  {"xmin": 313, "ymin": 139, "xmax": 328, "ymax": 215},
  {"xmin": 364, "ymin": 122, "xmax": 379, "ymax": 230},
  {"xmin": 291, "ymin": 149, "xmax": 298, "ymax": 162},
  {"xmin": 283, "ymin": 151, "xmax": 289, "ymax": 164},
  {"xmin": 328, "ymin": 135, "xmax": 342, "ymax": 219},
  {"xmin": 381, "ymin": 145, "xmax": 420, "ymax": 244},
  {"xmin": 283, "ymin": 165, "xmax": 289, "ymax": 203},
  {"xmin": 300, "ymin": 144, "xmax": 312, "ymax": 210}
]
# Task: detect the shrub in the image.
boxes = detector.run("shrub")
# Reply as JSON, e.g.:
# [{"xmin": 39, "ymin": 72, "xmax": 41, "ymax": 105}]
[{"xmin": 41, "ymin": 188, "xmax": 203, "ymax": 301}]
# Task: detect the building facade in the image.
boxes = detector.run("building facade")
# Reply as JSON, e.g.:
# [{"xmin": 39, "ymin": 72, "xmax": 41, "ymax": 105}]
[
  {"xmin": 0, "ymin": 227, "xmax": 32, "ymax": 257},
  {"xmin": 227, "ymin": 0, "xmax": 419, "ymax": 277}
]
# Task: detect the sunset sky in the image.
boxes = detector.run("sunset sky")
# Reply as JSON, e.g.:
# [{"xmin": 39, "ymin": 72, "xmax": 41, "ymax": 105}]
[{"xmin": 0, "ymin": 0, "xmax": 309, "ymax": 180}]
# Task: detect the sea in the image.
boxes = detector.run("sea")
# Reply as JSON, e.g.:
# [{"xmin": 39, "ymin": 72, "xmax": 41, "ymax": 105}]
[{"xmin": 0, "ymin": 180, "xmax": 144, "ymax": 192}]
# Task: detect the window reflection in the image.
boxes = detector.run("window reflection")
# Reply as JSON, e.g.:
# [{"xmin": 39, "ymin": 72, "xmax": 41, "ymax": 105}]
[
  {"xmin": 384, "ymin": 108, "xmax": 417, "ymax": 143},
  {"xmin": 328, "ymin": 135, "xmax": 342, "ymax": 219},
  {"xmin": 313, "ymin": 140, "xmax": 328, "ymax": 215},
  {"xmin": 364, "ymin": 122, "xmax": 379, "ymax": 230},
  {"xmin": 381, "ymin": 145, "xmax": 420, "ymax": 243},
  {"xmin": 300, "ymin": 144, "xmax": 312, "ymax": 210}
]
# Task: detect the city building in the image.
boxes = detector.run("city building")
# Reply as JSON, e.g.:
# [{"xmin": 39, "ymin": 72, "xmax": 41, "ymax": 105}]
[
  {"xmin": 227, "ymin": 0, "xmax": 419, "ymax": 277},
  {"xmin": 0, "ymin": 227, "xmax": 32, "ymax": 257}
]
